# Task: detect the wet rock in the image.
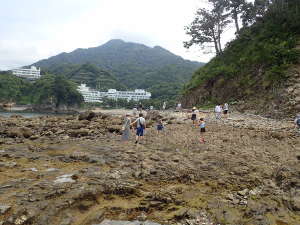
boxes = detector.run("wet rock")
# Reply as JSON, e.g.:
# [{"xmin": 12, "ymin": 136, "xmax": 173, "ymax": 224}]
[
  {"xmin": 6, "ymin": 128, "xmax": 23, "ymax": 138},
  {"xmin": 0, "ymin": 162, "xmax": 17, "ymax": 168},
  {"xmin": 291, "ymin": 195, "xmax": 300, "ymax": 211},
  {"xmin": 96, "ymin": 220, "xmax": 161, "ymax": 225},
  {"xmin": 145, "ymin": 111, "xmax": 163, "ymax": 121},
  {"xmin": 107, "ymin": 125, "xmax": 121, "ymax": 133},
  {"xmin": 46, "ymin": 168, "xmax": 59, "ymax": 172},
  {"xmin": 69, "ymin": 129, "xmax": 89, "ymax": 137},
  {"xmin": 238, "ymin": 188, "xmax": 249, "ymax": 196},
  {"xmin": 78, "ymin": 111, "xmax": 97, "ymax": 121},
  {"xmin": 0, "ymin": 205, "xmax": 11, "ymax": 214},
  {"xmin": 54, "ymin": 174, "xmax": 76, "ymax": 184},
  {"xmin": 226, "ymin": 193, "xmax": 234, "ymax": 201},
  {"xmin": 14, "ymin": 215, "xmax": 28, "ymax": 225},
  {"xmin": 19, "ymin": 127, "xmax": 34, "ymax": 138}
]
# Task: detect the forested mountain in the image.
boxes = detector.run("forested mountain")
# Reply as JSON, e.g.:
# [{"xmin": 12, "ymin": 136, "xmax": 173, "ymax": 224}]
[
  {"xmin": 33, "ymin": 40, "xmax": 204, "ymax": 99},
  {"xmin": 182, "ymin": 0, "xmax": 300, "ymax": 118},
  {"xmin": 44, "ymin": 63, "xmax": 126, "ymax": 91}
]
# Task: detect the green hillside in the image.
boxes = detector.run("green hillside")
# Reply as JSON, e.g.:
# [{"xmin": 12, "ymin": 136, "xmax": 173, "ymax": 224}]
[
  {"xmin": 0, "ymin": 72, "xmax": 32, "ymax": 104},
  {"xmin": 0, "ymin": 72, "xmax": 83, "ymax": 108},
  {"xmin": 33, "ymin": 40, "xmax": 204, "ymax": 100},
  {"xmin": 182, "ymin": 0, "xmax": 300, "ymax": 117},
  {"xmin": 62, "ymin": 63, "xmax": 125, "ymax": 91}
]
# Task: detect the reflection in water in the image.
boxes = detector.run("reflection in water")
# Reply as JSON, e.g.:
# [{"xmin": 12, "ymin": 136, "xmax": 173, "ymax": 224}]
[
  {"xmin": 96, "ymin": 220, "xmax": 161, "ymax": 225},
  {"xmin": 0, "ymin": 112, "xmax": 64, "ymax": 118}
]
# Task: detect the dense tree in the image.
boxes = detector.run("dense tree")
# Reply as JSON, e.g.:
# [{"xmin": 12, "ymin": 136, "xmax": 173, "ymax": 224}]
[
  {"xmin": 184, "ymin": 0, "xmax": 230, "ymax": 55},
  {"xmin": 183, "ymin": 0, "xmax": 300, "ymax": 95},
  {"xmin": 31, "ymin": 74, "xmax": 83, "ymax": 108},
  {"xmin": 224, "ymin": 0, "xmax": 247, "ymax": 33},
  {"xmin": 0, "ymin": 74, "xmax": 32, "ymax": 104}
]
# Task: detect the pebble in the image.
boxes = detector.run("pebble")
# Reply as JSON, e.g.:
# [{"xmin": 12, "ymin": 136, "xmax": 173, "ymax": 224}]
[
  {"xmin": 46, "ymin": 168, "xmax": 59, "ymax": 172},
  {"xmin": 54, "ymin": 174, "xmax": 75, "ymax": 184},
  {"xmin": 0, "ymin": 205, "xmax": 11, "ymax": 214}
]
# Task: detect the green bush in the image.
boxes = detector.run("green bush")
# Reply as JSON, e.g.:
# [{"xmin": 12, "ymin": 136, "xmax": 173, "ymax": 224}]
[{"xmin": 184, "ymin": 2, "xmax": 300, "ymax": 94}]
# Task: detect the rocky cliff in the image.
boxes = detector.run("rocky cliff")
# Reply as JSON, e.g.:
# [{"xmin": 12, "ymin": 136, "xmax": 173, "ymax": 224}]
[
  {"xmin": 182, "ymin": 61, "xmax": 300, "ymax": 118},
  {"xmin": 182, "ymin": 3, "xmax": 300, "ymax": 118}
]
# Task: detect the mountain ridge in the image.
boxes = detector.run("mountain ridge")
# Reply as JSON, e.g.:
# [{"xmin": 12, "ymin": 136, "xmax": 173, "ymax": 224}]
[{"xmin": 32, "ymin": 39, "xmax": 205, "ymax": 100}]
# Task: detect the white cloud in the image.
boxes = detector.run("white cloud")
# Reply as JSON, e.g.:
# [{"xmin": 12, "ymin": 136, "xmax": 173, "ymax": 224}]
[{"xmin": 0, "ymin": 0, "xmax": 236, "ymax": 70}]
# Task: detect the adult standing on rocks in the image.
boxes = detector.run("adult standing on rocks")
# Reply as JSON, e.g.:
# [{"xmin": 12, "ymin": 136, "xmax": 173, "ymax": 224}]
[
  {"xmin": 131, "ymin": 113, "xmax": 146, "ymax": 144},
  {"xmin": 191, "ymin": 107, "xmax": 198, "ymax": 126},
  {"xmin": 223, "ymin": 102, "xmax": 229, "ymax": 118},
  {"xmin": 138, "ymin": 103, "xmax": 143, "ymax": 112},
  {"xmin": 215, "ymin": 104, "xmax": 222, "ymax": 120},
  {"xmin": 162, "ymin": 101, "xmax": 167, "ymax": 111},
  {"xmin": 121, "ymin": 114, "xmax": 131, "ymax": 142},
  {"xmin": 132, "ymin": 107, "xmax": 138, "ymax": 117},
  {"xmin": 295, "ymin": 114, "xmax": 300, "ymax": 132}
]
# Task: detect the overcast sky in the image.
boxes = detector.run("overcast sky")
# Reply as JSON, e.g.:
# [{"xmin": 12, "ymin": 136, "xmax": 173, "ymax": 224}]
[{"xmin": 0, "ymin": 0, "xmax": 236, "ymax": 70}]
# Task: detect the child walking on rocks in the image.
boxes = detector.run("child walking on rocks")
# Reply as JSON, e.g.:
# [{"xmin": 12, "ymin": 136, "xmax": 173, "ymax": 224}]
[
  {"xmin": 199, "ymin": 118, "xmax": 206, "ymax": 143},
  {"xmin": 295, "ymin": 114, "xmax": 300, "ymax": 133},
  {"xmin": 156, "ymin": 119, "xmax": 164, "ymax": 134}
]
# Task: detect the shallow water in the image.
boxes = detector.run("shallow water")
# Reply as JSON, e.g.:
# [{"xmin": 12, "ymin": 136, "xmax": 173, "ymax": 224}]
[
  {"xmin": 95, "ymin": 220, "xmax": 161, "ymax": 225},
  {"xmin": 0, "ymin": 111, "xmax": 59, "ymax": 118}
]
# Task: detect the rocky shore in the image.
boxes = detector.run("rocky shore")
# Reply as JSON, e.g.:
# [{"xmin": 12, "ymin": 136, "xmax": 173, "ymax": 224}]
[{"xmin": 0, "ymin": 111, "xmax": 299, "ymax": 225}]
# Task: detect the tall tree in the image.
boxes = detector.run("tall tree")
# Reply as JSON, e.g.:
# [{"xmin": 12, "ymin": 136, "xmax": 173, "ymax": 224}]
[
  {"xmin": 184, "ymin": 0, "xmax": 230, "ymax": 55},
  {"xmin": 224, "ymin": 0, "xmax": 247, "ymax": 33}
]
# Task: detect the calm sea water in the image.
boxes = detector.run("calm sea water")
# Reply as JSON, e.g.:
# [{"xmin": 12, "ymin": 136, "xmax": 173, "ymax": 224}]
[
  {"xmin": 0, "ymin": 111, "xmax": 56, "ymax": 118},
  {"xmin": 96, "ymin": 220, "xmax": 161, "ymax": 225}
]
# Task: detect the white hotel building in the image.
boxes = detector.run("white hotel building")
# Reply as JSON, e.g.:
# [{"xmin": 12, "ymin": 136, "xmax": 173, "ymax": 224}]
[
  {"xmin": 77, "ymin": 84, "xmax": 151, "ymax": 103},
  {"xmin": 12, "ymin": 66, "xmax": 41, "ymax": 80}
]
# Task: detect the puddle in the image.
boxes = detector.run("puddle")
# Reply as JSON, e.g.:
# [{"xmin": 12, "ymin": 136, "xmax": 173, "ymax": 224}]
[{"xmin": 95, "ymin": 220, "xmax": 161, "ymax": 225}]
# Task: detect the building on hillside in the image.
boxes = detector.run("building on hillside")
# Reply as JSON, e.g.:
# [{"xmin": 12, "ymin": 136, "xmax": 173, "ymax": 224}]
[
  {"xmin": 106, "ymin": 88, "xmax": 151, "ymax": 101},
  {"xmin": 77, "ymin": 84, "xmax": 151, "ymax": 103},
  {"xmin": 77, "ymin": 84, "xmax": 105, "ymax": 103},
  {"xmin": 12, "ymin": 66, "xmax": 41, "ymax": 80}
]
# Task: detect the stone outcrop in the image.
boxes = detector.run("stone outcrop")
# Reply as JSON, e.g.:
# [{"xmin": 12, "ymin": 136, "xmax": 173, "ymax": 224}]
[{"xmin": 0, "ymin": 111, "xmax": 299, "ymax": 224}]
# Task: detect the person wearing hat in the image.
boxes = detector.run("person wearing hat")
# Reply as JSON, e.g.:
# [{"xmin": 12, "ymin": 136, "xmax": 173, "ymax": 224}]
[{"xmin": 121, "ymin": 114, "xmax": 131, "ymax": 142}]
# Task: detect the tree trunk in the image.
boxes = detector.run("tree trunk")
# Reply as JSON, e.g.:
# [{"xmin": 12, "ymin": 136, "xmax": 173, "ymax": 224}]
[
  {"xmin": 233, "ymin": 9, "xmax": 240, "ymax": 33},
  {"xmin": 217, "ymin": 24, "xmax": 223, "ymax": 54},
  {"xmin": 212, "ymin": 32, "xmax": 220, "ymax": 54},
  {"xmin": 218, "ymin": 36, "xmax": 222, "ymax": 54}
]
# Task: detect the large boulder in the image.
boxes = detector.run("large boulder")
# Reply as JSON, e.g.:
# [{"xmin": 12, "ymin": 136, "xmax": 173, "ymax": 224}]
[
  {"xmin": 145, "ymin": 111, "xmax": 163, "ymax": 121},
  {"xmin": 69, "ymin": 129, "xmax": 90, "ymax": 137},
  {"xmin": 107, "ymin": 125, "xmax": 121, "ymax": 134},
  {"xmin": 6, "ymin": 127, "xmax": 33, "ymax": 138},
  {"xmin": 78, "ymin": 111, "xmax": 97, "ymax": 121}
]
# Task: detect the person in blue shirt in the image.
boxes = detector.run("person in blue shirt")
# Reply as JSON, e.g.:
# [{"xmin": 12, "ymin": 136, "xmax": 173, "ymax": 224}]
[{"xmin": 199, "ymin": 118, "xmax": 206, "ymax": 143}]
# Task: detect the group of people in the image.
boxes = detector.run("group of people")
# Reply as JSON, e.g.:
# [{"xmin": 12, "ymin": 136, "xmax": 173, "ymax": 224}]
[
  {"xmin": 214, "ymin": 103, "xmax": 229, "ymax": 119},
  {"xmin": 121, "ymin": 112, "xmax": 165, "ymax": 144},
  {"xmin": 122, "ymin": 103, "xmax": 300, "ymax": 146},
  {"xmin": 190, "ymin": 103, "xmax": 229, "ymax": 144}
]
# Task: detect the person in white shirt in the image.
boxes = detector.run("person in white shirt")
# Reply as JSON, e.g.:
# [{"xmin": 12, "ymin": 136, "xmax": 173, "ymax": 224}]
[
  {"xmin": 162, "ymin": 102, "xmax": 166, "ymax": 111},
  {"xmin": 177, "ymin": 103, "xmax": 182, "ymax": 111},
  {"xmin": 215, "ymin": 104, "xmax": 222, "ymax": 120},
  {"xmin": 132, "ymin": 107, "xmax": 138, "ymax": 117}
]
